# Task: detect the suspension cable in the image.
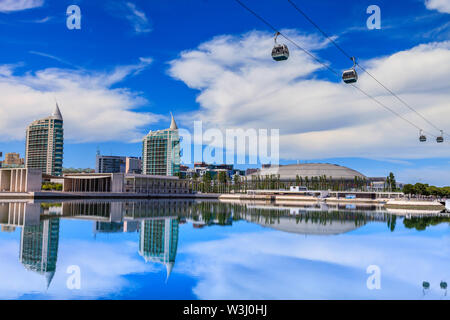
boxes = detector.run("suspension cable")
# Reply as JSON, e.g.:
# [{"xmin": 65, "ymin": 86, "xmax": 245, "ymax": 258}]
[
  {"xmin": 233, "ymin": 0, "xmax": 437, "ymax": 138},
  {"xmin": 286, "ymin": 0, "xmax": 446, "ymax": 137}
]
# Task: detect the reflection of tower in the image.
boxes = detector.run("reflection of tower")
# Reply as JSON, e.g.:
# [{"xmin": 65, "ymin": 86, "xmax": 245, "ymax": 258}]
[
  {"xmin": 138, "ymin": 218, "xmax": 179, "ymax": 280},
  {"xmin": 19, "ymin": 218, "xmax": 60, "ymax": 289}
]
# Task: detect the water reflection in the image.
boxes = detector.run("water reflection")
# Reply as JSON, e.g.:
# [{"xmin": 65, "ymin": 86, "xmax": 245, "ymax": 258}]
[
  {"xmin": 0, "ymin": 200, "xmax": 449, "ymax": 299},
  {"xmin": 139, "ymin": 218, "xmax": 179, "ymax": 280},
  {"xmin": 20, "ymin": 218, "xmax": 60, "ymax": 289}
]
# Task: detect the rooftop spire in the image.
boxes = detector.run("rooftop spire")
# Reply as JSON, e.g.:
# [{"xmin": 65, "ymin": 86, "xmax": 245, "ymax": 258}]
[
  {"xmin": 169, "ymin": 112, "xmax": 178, "ymax": 130},
  {"xmin": 52, "ymin": 102, "xmax": 63, "ymax": 121}
]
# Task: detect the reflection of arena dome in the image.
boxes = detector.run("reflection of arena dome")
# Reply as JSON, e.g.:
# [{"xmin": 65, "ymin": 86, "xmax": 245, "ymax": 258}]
[
  {"xmin": 250, "ymin": 163, "xmax": 366, "ymax": 181},
  {"xmin": 252, "ymin": 217, "xmax": 361, "ymax": 235}
]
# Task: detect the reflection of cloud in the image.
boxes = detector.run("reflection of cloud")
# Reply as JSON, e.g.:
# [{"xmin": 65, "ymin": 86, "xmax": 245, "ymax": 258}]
[
  {"xmin": 178, "ymin": 229, "xmax": 450, "ymax": 299},
  {"xmin": 0, "ymin": 239, "xmax": 155, "ymax": 299}
]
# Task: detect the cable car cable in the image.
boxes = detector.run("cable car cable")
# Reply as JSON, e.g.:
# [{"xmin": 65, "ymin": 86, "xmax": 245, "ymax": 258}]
[
  {"xmin": 233, "ymin": 0, "xmax": 437, "ymax": 138},
  {"xmin": 286, "ymin": 0, "xmax": 447, "ymax": 137}
]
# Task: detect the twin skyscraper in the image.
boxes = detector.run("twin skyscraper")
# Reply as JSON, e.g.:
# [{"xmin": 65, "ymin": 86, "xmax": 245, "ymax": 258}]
[{"xmin": 25, "ymin": 105, "xmax": 180, "ymax": 177}]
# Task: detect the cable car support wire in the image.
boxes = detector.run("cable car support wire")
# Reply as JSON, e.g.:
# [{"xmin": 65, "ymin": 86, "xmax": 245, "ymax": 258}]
[
  {"xmin": 232, "ymin": 0, "xmax": 437, "ymax": 139},
  {"xmin": 285, "ymin": 0, "xmax": 447, "ymax": 138}
]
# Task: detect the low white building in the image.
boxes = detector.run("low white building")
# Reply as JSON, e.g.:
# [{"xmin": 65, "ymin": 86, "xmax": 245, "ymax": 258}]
[{"xmin": 0, "ymin": 168, "xmax": 42, "ymax": 192}]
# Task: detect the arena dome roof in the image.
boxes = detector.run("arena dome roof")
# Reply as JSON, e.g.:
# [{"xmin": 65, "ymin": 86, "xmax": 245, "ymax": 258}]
[{"xmin": 250, "ymin": 163, "xmax": 366, "ymax": 181}]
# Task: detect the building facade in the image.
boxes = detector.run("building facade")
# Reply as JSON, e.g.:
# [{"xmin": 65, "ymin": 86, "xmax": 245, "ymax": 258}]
[
  {"xmin": 182, "ymin": 162, "xmax": 245, "ymax": 179},
  {"xmin": 0, "ymin": 168, "xmax": 42, "ymax": 192},
  {"xmin": 96, "ymin": 155, "xmax": 142, "ymax": 174},
  {"xmin": 124, "ymin": 174, "xmax": 190, "ymax": 194},
  {"xmin": 61, "ymin": 172, "xmax": 191, "ymax": 194},
  {"xmin": 95, "ymin": 155, "xmax": 126, "ymax": 173},
  {"xmin": 1, "ymin": 153, "xmax": 24, "ymax": 168},
  {"xmin": 125, "ymin": 157, "xmax": 142, "ymax": 174},
  {"xmin": 25, "ymin": 104, "xmax": 64, "ymax": 176},
  {"xmin": 142, "ymin": 114, "xmax": 180, "ymax": 176}
]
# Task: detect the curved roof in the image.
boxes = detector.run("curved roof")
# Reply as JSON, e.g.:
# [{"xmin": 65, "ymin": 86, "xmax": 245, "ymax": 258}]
[{"xmin": 250, "ymin": 163, "xmax": 366, "ymax": 180}]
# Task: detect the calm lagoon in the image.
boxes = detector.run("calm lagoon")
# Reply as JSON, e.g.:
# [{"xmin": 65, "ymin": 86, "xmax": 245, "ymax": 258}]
[{"xmin": 0, "ymin": 200, "xmax": 448, "ymax": 300}]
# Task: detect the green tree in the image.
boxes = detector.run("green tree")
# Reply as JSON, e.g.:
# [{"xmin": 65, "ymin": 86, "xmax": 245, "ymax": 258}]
[
  {"xmin": 386, "ymin": 172, "xmax": 397, "ymax": 191},
  {"xmin": 402, "ymin": 184, "xmax": 415, "ymax": 195},
  {"xmin": 414, "ymin": 183, "xmax": 429, "ymax": 196},
  {"xmin": 202, "ymin": 172, "xmax": 212, "ymax": 193},
  {"xmin": 218, "ymin": 171, "xmax": 228, "ymax": 184}
]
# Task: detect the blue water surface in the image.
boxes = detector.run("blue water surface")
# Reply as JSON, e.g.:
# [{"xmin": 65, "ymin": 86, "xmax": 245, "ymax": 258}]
[{"xmin": 0, "ymin": 200, "xmax": 448, "ymax": 300}]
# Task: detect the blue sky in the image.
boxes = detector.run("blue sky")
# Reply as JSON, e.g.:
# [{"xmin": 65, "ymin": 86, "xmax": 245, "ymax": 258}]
[{"xmin": 0, "ymin": 0, "xmax": 449, "ymax": 184}]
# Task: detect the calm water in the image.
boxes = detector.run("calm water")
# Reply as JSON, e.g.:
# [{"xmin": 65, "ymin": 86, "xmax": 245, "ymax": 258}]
[{"xmin": 0, "ymin": 200, "xmax": 448, "ymax": 300}]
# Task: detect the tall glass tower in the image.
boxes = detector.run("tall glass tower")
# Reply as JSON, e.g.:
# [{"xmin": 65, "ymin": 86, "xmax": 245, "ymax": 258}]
[
  {"xmin": 25, "ymin": 104, "xmax": 64, "ymax": 176},
  {"xmin": 142, "ymin": 114, "xmax": 180, "ymax": 176}
]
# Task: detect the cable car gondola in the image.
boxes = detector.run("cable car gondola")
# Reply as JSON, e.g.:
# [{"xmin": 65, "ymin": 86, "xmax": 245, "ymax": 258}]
[
  {"xmin": 436, "ymin": 130, "xmax": 444, "ymax": 143},
  {"xmin": 271, "ymin": 32, "xmax": 289, "ymax": 61},
  {"xmin": 419, "ymin": 130, "xmax": 426, "ymax": 142},
  {"xmin": 342, "ymin": 57, "xmax": 358, "ymax": 84}
]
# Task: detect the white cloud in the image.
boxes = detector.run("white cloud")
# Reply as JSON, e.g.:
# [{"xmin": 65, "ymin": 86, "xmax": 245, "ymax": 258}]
[
  {"xmin": 169, "ymin": 31, "xmax": 450, "ymax": 160},
  {"xmin": 425, "ymin": 0, "xmax": 450, "ymax": 13},
  {"xmin": 0, "ymin": 0, "xmax": 43, "ymax": 13},
  {"xmin": 0, "ymin": 58, "xmax": 160, "ymax": 143},
  {"xmin": 123, "ymin": 2, "xmax": 152, "ymax": 34}
]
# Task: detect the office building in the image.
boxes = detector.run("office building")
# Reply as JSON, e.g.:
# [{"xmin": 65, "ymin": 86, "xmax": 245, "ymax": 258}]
[
  {"xmin": 95, "ymin": 155, "xmax": 126, "ymax": 173},
  {"xmin": 142, "ymin": 114, "xmax": 180, "ymax": 176},
  {"xmin": 1, "ymin": 153, "xmax": 24, "ymax": 168},
  {"xmin": 96, "ymin": 155, "xmax": 142, "ymax": 174},
  {"xmin": 126, "ymin": 157, "xmax": 142, "ymax": 174},
  {"xmin": 25, "ymin": 104, "xmax": 64, "ymax": 176}
]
